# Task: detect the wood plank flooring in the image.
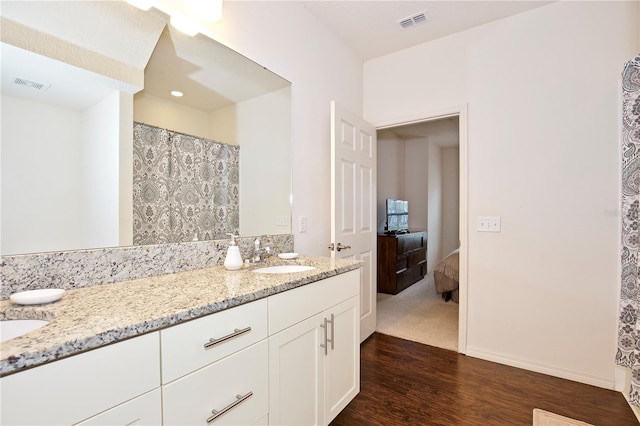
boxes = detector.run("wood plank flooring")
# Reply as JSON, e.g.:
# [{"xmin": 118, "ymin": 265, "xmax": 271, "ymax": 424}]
[{"xmin": 330, "ymin": 333, "xmax": 638, "ymax": 426}]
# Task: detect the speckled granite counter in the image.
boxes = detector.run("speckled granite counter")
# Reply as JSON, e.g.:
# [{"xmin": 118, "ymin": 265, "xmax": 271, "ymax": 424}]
[{"xmin": 0, "ymin": 256, "xmax": 361, "ymax": 377}]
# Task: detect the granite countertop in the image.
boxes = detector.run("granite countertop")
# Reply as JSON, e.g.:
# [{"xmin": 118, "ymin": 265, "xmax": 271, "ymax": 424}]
[{"xmin": 0, "ymin": 256, "xmax": 361, "ymax": 377}]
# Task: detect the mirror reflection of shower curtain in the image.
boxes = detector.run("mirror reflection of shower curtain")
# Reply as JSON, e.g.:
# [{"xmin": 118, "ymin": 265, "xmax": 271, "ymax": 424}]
[
  {"xmin": 133, "ymin": 122, "xmax": 240, "ymax": 245},
  {"xmin": 617, "ymin": 55, "xmax": 640, "ymax": 406}
]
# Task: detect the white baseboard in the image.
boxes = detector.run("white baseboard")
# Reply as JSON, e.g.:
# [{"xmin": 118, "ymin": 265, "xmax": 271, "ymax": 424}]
[
  {"xmin": 465, "ymin": 346, "xmax": 615, "ymax": 390},
  {"xmin": 615, "ymin": 365, "xmax": 640, "ymax": 422}
]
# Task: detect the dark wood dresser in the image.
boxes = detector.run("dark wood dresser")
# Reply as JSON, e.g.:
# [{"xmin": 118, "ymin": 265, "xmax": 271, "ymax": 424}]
[{"xmin": 377, "ymin": 231, "xmax": 427, "ymax": 294}]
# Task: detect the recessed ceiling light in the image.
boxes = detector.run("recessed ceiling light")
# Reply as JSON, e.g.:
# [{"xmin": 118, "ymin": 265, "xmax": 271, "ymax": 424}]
[{"xmin": 171, "ymin": 90, "xmax": 183, "ymax": 97}]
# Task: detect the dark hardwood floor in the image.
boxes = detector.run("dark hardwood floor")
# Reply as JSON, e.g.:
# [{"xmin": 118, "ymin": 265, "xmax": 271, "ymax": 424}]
[{"xmin": 331, "ymin": 333, "xmax": 638, "ymax": 426}]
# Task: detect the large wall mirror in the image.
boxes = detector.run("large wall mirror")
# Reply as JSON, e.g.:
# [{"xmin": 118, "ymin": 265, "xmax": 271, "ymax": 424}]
[{"xmin": 0, "ymin": 1, "xmax": 292, "ymax": 255}]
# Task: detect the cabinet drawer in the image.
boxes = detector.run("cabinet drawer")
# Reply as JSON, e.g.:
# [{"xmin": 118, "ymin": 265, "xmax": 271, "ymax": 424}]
[
  {"xmin": 76, "ymin": 388, "xmax": 162, "ymax": 425},
  {"xmin": 407, "ymin": 250, "xmax": 426, "ymax": 266},
  {"xmin": 161, "ymin": 298, "xmax": 267, "ymax": 384},
  {"xmin": 0, "ymin": 332, "xmax": 160, "ymax": 425},
  {"xmin": 162, "ymin": 340, "xmax": 269, "ymax": 425},
  {"xmin": 397, "ymin": 232, "xmax": 426, "ymax": 252},
  {"xmin": 396, "ymin": 265, "xmax": 426, "ymax": 292},
  {"xmin": 268, "ymin": 270, "xmax": 360, "ymax": 335}
]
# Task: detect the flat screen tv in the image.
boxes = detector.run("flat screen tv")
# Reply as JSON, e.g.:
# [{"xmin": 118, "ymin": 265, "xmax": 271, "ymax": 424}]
[{"xmin": 385, "ymin": 199, "xmax": 409, "ymax": 233}]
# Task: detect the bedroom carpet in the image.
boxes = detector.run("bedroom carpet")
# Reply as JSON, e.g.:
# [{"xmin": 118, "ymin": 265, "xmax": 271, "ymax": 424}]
[
  {"xmin": 376, "ymin": 273, "xmax": 458, "ymax": 351},
  {"xmin": 532, "ymin": 409, "xmax": 593, "ymax": 425}
]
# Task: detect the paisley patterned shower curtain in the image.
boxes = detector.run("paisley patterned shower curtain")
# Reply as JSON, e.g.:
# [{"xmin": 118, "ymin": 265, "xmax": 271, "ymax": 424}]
[
  {"xmin": 132, "ymin": 122, "xmax": 240, "ymax": 245},
  {"xmin": 617, "ymin": 55, "xmax": 640, "ymax": 405}
]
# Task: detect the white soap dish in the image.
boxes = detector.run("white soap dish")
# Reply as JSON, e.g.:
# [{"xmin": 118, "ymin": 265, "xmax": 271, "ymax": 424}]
[
  {"xmin": 278, "ymin": 252, "xmax": 299, "ymax": 260},
  {"xmin": 10, "ymin": 289, "xmax": 65, "ymax": 305}
]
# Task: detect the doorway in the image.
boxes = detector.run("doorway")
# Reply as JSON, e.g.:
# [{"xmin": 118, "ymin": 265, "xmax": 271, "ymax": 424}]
[{"xmin": 372, "ymin": 105, "xmax": 468, "ymax": 353}]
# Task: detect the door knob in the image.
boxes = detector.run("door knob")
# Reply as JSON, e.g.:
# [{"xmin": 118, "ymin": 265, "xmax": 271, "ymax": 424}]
[{"xmin": 336, "ymin": 243, "xmax": 351, "ymax": 252}]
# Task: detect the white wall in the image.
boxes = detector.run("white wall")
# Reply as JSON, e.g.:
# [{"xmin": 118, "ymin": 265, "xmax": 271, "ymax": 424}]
[
  {"xmin": 376, "ymin": 130, "xmax": 405, "ymax": 233},
  {"xmin": 1, "ymin": 95, "xmax": 85, "ymax": 254},
  {"xmin": 118, "ymin": 92, "xmax": 134, "ymax": 247},
  {"xmin": 82, "ymin": 91, "xmax": 121, "ymax": 250},
  {"xmin": 237, "ymin": 87, "xmax": 292, "ymax": 236},
  {"xmin": 426, "ymin": 142, "xmax": 441, "ymax": 272},
  {"xmin": 198, "ymin": 1, "xmax": 363, "ymax": 254},
  {"xmin": 1, "ymin": 92, "xmax": 130, "ymax": 254},
  {"xmin": 442, "ymin": 147, "xmax": 460, "ymax": 255},
  {"xmin": 405, "ymin": 139, "xmax": 429, "ymax": 234},
  {"xmin": 365, "ymin": 1, "xmax": 637, "ymax": 388},
  {"xmin": 134, "ymin": 93, "xmax": 217, "ymax": 141},
  {"xmin": 209, "ymin": 103, "xmax": 238, "ymax": 147}
]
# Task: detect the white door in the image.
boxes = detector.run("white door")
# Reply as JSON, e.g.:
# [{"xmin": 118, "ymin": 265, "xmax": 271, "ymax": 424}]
[{"xmin": 330, "ymin": 101, "xmax": 377, "ymax": 343}]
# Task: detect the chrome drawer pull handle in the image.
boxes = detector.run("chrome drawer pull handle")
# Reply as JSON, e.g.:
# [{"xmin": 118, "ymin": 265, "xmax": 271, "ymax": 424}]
[
  {"xmin": 320, "ymin": 318, "xmax": 328, "ymax": 355},
  {"xmin": 204, "ymin": 327, "xmax": 251, "ymax": 349},
  {"xmin": 327, "ymin": 313, "xmax": 335, "ymax": 351},
  {"xmin": 206, "ymin": 391, "xmax": 253, "ymax": 423}
]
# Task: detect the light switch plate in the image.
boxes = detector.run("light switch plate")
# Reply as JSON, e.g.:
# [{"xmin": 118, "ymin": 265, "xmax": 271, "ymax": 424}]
[
  {"xmin": 276, "ymin": 215, "xmax": 288, "ymax": 227},
  {"xmin": 298, "ymin": 216, "xmax": 307, "ymax": 233},
  {"xmin": 477, "ymin": 216, "xmax": 501, "ymax": 232}
]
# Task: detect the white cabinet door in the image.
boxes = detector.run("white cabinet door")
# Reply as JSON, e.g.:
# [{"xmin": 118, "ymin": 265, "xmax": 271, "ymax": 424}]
[
  {"xmin": 75, "ymin": 389, "xmax": 162, "ymax": 425},
  {"xmin": 324, "ymin": 295, "xmax": 360, "ymax": 424},
  {"xmin": 269, "ymin": 294, "xmax": 361, "ymax": 426},
  {"xmin": 268, "ymin": 312, "xmax": 325, "ymax": 426}
]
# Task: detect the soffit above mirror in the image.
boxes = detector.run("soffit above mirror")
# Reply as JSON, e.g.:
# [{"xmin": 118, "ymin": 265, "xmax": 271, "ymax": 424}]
[
  {"xmin": 0, "ymin": 1, "xmax": 165, "ymax": 71},
  {"xmin": 0, "ymin": 1, "xmax": 291, "ymax": 113}
]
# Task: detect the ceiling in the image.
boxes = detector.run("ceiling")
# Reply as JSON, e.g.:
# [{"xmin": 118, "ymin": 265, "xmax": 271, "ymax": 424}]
[
  {"xmin": 1, "ymin": 0, "xmax": 552, "ymax": 136},
  {"xmin": 300, "ymin": 1, "xmax": 552, "ymax": 145},
  {"xmin": 384, "ymin": 115, "xmax": 460, "ymax": 147},
  {"xmin": 301, "ymin": 0, "xmax": 552, "ymax": 61}
]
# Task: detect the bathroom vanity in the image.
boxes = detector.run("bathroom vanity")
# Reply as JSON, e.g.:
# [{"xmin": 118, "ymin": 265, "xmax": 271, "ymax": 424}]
[{"xmin": 0, "ymin": 257, "xmax": 361, "ymax": 425}]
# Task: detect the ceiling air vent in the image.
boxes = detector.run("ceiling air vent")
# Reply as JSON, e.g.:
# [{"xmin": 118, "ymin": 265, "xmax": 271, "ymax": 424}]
[
  {"xmin": 12, "ymin": 76, "xmax": 51, "ymax": 92},
  {"xmin": 397, "ymin": 11, "xmax": 430, "ymax": 30}
]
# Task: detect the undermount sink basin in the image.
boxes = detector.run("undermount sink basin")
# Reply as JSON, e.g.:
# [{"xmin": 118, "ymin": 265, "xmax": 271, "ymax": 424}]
[
  {"xmin": 0, "ymin": 319, "xmax": 50, "ymax": 343},
  {"xmin": 252, "ymin": 265, "xmax": 316, "ymax": 274}
]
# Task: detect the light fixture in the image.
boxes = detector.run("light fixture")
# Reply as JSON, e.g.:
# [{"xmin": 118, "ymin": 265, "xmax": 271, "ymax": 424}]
[
  {"xmin": 192, "ymin": 0, "xmax": 223, "ymax": 23},
  {"xmin": 184, "ymin": 0, "xmax": 223, "ymax": 23},
  {"xmin": 127, "ymin": 0, "xmax": 222, "ymax": 36},
  {"xmin": 170, "ymin": 15, "xmax": 200, "ymax": 36},
  {"xmin": 124, "ymin": 0, "xmax": 153, "ymax": 11},
  {"xmin": 170, "ymin": 90, "xmax": 183, "ymax": 97}
]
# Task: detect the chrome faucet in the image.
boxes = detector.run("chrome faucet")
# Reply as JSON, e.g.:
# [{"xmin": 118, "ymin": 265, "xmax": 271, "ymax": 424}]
[{"xmin": 251, "ymin": 238, "xmax": 270, "ymax": 263}]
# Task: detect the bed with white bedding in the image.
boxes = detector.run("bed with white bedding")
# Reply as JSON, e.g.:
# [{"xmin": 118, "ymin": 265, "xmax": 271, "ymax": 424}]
[{"xmin": 433, "ymin": 248, "xmax": 459, "ymax": 303}]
